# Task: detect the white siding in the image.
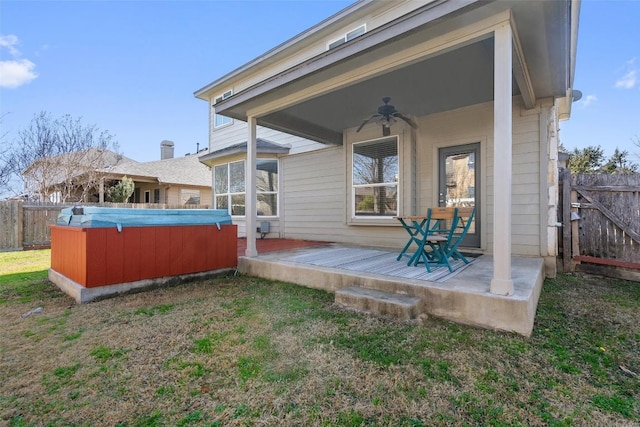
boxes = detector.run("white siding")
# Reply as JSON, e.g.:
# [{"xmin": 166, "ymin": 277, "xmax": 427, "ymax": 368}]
[
  {"xmin": 209, "ymin": 120, "xmax": 326, "ymax": 155},
  {"xmin": 258, "ymin": 127, "xmax": 326, "ymax": 155},
  {"xmin": 279, "ymin": 146, "xmax": 405, "ymax": 248}
]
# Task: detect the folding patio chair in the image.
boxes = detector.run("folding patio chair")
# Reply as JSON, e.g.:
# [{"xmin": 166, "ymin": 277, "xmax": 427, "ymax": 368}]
[
  {"xmin": 395, "ymin": 215, "xmax": 429, "ymax": 264},
  {"xmin": 447, "ymin": 206, "xmax": 476, "ymax": 264},
  {"xmin": 425, "ymin": 206, "xmax": 476, "ymax": 272},
  {"xmin": 412, "ymin": 207, "xmax": 458, "ymax": 272}
]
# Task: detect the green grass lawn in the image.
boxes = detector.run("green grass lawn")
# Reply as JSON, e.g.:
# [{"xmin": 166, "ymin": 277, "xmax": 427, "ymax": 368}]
[
  {"xmin": 0, "ymin": 249, "xmax": 638, "ymax": 426},
  {"xmin": 0, "ymin": 249, "xmax": 54, "ymax": 305}
]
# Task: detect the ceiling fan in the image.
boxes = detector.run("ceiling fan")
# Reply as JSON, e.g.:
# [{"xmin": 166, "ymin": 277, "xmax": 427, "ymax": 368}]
[{"xmin": 356, "ymin": 97, "xmax": 417, "ymax": 136}]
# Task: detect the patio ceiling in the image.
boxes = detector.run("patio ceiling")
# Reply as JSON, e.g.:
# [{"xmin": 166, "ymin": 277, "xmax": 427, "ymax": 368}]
[
  {"xmin": 261, "ymin": 38, "xmax": 501, "ymax": 143},
  {"xmin": 211, "ymin": 0, "xmax": 575, "ymax": 145}
]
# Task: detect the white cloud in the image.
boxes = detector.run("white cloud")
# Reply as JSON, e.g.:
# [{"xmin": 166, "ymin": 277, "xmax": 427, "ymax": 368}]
[
  {"xmin": 0, "ymin": 59, "xmax": 38, "ymax": 88},
  {"xmin": 615, "ymin": 70, "xmax": 637, "ymax": 89},
  {"xmin": 579, "ymin": 94, "xmax": 598, "ymax": 108},
  {"xmin": 0, "ymin": 34, "xmax": 38, "ymax": 88},
  {"xmin": 615, "ymin": 58, "xmax": 637, "ymax": 89},
  {"xmin": 0, "ymin": 35, "xmax": 20, "ymax": 56}
]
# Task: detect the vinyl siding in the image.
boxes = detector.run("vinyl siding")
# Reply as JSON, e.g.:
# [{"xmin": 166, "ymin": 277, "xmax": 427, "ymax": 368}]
[
  {"xmin": 281, "ymin": 146, "xmax": 402, "ymax": 247},
  {"xmin": 209, "ymin": 120, "xmax": 326, "ymax": 156},
  {"xmin": 277, "ymin": 98, "xmax": 546, "ymax": 256}
]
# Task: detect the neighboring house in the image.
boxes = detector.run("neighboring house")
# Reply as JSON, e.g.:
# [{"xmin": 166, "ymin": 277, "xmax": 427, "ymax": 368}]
[
  {"xmin": 195, "ymin": 0, "xmax": 579, "ymax": 297},
  {"xmin": 24, "ymin": 141, "xmax": 212, "ymax": 206},
  {"xmin": 101, "ymin": 141, "xmax": 213, "ymax": 206},
  {"xmin": 22, "ymin": 148, "xmax": 134, "ymax": 203}
]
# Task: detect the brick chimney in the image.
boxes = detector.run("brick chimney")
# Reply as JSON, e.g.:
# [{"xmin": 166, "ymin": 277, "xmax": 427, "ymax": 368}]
[{"xmin": 160, "ymin": 140, "xmax": 174, "ymax": 160}]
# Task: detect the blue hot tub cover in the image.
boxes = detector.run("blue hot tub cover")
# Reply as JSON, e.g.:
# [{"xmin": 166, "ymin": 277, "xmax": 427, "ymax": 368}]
[{"xmin": 57, "ymin": 207, "xmax": 232, "ymax": 230}]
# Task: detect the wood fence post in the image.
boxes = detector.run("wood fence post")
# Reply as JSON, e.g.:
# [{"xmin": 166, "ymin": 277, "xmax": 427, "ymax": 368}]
[
  {"xmin": 562, "ymin": 169, "xmax": 572, "ymax": 272},
  {"xmin": 18, "ymin": 202, "xmax": 24, "ymax": 249},
  {"xmin": 570, "ymin": 176, "xmax": 580, "ymax": 266}
]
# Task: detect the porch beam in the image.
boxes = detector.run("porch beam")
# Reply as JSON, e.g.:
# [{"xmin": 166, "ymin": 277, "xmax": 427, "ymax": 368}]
[
  {"xmin": 510, "ymin": 15, "xmax": 536, "ymax": 109},
  {"xmin": 260, "ymin": 112, "xmax": 343, "ymax": 145},
  {"xmin": 491, "ymin": 22, "xmax": 514, "ymax": 296},
  {"xmin": 245, "ymin": 116, "xmax": 258, "ymax": 257}
]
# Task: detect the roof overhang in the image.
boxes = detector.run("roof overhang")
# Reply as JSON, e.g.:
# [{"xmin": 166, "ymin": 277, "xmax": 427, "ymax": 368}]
[
  {"xmin": 199, "ymin": 139, "xmax": 291, "ymax": 166},
  {"xmin": 197, "ymin": 0, "xmax": 579, "ymax": 144}
]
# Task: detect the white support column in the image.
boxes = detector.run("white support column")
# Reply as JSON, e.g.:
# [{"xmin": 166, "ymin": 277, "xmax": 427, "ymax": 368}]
[
  {"xmin": 245, "ymin": 116, "xmax": 258, "ymax": 257},
  {"xmin": 99, "ymin": 178, "xmax": 105, "ymax": 204},
  {"xmin": 491, "ymin": 22, "xmax": 514, "ymax": 295}
]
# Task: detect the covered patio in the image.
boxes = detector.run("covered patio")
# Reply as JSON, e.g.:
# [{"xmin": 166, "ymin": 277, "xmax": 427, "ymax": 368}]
[{"xmin": 196, "ymin": 0, "xmax": 579, "ymax": 336}]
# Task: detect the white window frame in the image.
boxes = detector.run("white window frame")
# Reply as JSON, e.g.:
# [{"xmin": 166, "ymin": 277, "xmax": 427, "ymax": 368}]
[
  {"xmin": 214, "ymin": 160, "xmax": 245, "ymax": 217},
  {"xmin": 213, "ymin": 90, "xmax": 233, "ymax": 128},
  {"xmin": 214, "ymin": 158, "xmax": 279, "ymax": 218},
  {"xmin": 255, "ymin": 159, "xmax": 279, "ymax": 218},
  {"xmin": 349, "ymin": 135, "xmax": 400, "ymax": 224},
  {"xmin": 327, "ymin": 24, "xmax": 366, "ymax": 50}
]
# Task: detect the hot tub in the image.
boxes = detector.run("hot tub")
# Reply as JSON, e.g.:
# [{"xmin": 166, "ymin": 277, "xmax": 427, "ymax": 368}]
[{"xmin": 49, "ymin": 207, "xmax": 237, "ymax": 303}]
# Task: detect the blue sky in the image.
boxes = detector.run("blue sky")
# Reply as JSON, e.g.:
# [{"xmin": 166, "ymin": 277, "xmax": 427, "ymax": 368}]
[
  {"xmin": 561, "ymin": 1, "xmax": 640, "ymax": 158},
  {"xmin": 1, "ymin": 0, "xmax": 639, "ymax": 165}
]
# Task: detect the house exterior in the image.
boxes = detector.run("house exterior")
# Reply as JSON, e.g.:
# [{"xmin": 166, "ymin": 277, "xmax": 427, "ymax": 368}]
[
  {"xmin": 195, "ymin": 0, "xmax": 580, "ymax": 297},
  {"xmin": 22, "ymin": 148, "xmax": 134, "ymax": 203},
  {"xmin": 25, "ymin": 141, "xmax": 212, "ymax": 206},
  {"xmin": 102, "ymin": 141, "xmax": 212, "ymax": 206}
]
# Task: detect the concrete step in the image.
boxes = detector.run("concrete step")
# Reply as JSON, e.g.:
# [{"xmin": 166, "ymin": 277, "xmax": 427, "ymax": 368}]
[{"xmin": 335, "ymin": 286, "xmax": 422, "ymax": 320}]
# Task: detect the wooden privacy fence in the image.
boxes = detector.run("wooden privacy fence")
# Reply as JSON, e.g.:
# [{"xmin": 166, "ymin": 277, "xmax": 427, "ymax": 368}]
[
  {"xmin": 560, "ymin": 171, "xmax": 640, "ymax": 281},
  {"xmin": 0, "ymin": 201, "xmax": 210, "ymax": 252}
]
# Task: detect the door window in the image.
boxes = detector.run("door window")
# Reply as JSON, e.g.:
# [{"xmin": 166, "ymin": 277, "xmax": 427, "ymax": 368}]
[{"xmin": 439, "ymin": 144, "xmax": 480, "ymax": 247}]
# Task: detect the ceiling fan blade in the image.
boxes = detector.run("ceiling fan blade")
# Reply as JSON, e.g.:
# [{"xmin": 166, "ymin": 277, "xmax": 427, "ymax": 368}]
[
  {"xmin": 356, "ymin": 114, "xmax": 380, "ymax": 132},
  {"xmin": 395, "ymin": 113, "xmax": 417, "ymax": 128}
]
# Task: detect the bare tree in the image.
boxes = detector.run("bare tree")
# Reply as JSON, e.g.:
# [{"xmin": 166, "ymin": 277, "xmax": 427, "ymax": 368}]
[
  {"xmin": 11, "ymin": 111, "xmax": 120, "ymax": 202},
  {"xmin": 0, "ymin": 113, "xmax": 15, "ymax": 195},
  {"xmin": 0, "ymin": 142, "xmax": 11, "ymax": 195}
]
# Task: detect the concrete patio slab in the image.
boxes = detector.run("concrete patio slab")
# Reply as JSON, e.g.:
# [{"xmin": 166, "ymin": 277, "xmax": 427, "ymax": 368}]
[{"xmin": 238, "ymin": 244, "xmax": 544, "ymax": 336}]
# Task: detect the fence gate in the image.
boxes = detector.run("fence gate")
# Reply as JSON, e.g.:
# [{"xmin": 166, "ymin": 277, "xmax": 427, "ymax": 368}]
[{"xmin": 561, "ymin": 171, "xmax": 640, "ymax": 281}]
